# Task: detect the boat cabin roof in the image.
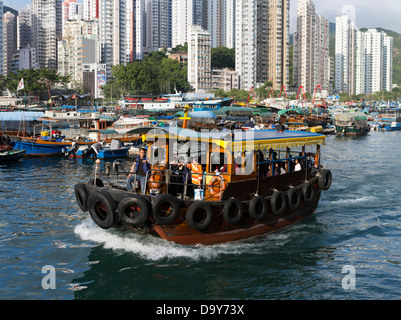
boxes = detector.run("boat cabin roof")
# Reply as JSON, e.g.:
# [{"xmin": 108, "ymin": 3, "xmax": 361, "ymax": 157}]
[{"xmin": 144, "ymin": 127, "xmax": 325, "ymax": 153}]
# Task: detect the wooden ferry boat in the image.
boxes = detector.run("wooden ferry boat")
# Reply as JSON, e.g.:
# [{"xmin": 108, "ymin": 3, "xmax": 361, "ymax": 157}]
[
  {"xmin": 333, "ymin": 112, "xmax": 370, "ymax": 136},
  {"xmin": 74, "ymin": 127, "xmax": 332, "ymax": 245}
]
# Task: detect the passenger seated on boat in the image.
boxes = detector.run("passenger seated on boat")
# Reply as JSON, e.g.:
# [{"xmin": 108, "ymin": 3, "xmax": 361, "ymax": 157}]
[
  {"xmin": 294, "ymin": 159, "xmax": 302, "ymax": 172},
  {"xmin": 127, "ymin": 148, "xmax": 150, "ymax": 194}
]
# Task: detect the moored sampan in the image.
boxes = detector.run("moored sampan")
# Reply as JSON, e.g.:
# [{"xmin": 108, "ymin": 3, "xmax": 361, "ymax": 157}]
[{"xmin": 74, "ymin": 128, "xmax": 332, "ymax": 245}]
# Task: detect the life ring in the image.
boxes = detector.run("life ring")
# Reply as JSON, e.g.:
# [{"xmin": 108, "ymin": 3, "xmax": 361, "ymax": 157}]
[
  {"xmin": 149, "ymin": 171, "xmax": 165, "ymax": 189},
  {"xmin": 152, "ymin": 193, "xmax": 181, "ymax": 225},
  {"xmin": 223, "ymin": 198, "xmax": 243, "ymax": 225},
  {"xmin": 185, "ymin": 201, "xmax": 213, "ymax": 231},
  {"xmin": 302, "ymin": 182, "xmax": 315, "ymax": 203},
  {"xmin": 287, "ymin": 188, "xmax": 302, "ymax": 211},
  {"xmin": 117, "ymin": 196, "xmax": 149, "ymax": 227},
  {"xmin": 249, "ymin": 196, "xmax": 268, "ymax": 221},
  {"xmin": 87, "ymin": 190, "xmax": 117, "ymax": 229},
  {"xmin": 208, "ymin": 175, "xmax": 227, "ymax": 199},
  {"xmin": 271, "ymin": 191, "xmax": 287, "ymax": 215},
  {"xmin": 318, "ymin": 169, "xmax": 332, "ymax": 191},
  {"xmin": 75, "ymin": 183, "xmax": 88, "ymax": 212}
]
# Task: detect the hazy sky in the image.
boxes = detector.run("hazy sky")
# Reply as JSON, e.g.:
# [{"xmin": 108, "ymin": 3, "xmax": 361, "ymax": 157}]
[{"xmin": 3, "ymin": 0, "xmax": 401, "ymax": 34}]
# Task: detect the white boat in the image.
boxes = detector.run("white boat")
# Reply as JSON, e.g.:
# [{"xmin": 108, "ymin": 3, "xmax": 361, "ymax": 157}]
[{"xmin": 112, "ymin": 116, "xmax": 153, "ymax": 134}]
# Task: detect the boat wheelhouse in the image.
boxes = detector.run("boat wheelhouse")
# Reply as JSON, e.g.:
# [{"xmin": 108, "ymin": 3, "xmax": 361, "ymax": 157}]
[{"xmin": 74, "ymin": 127, "xmax": 331, "ymax": 245}]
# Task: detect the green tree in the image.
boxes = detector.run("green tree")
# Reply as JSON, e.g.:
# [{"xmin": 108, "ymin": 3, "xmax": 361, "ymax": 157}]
[{"xmin": 211, "ymin": 47, "xmax": 235, "ymax": 69}]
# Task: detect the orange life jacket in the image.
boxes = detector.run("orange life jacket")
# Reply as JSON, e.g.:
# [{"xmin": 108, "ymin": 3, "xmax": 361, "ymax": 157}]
[{"xmin": 188, "ymin": 163, "xmax": 203, "ymax": 185}]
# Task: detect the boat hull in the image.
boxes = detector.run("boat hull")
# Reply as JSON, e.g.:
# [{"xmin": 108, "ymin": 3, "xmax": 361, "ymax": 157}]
[
  {"xmin": 0, "ymin": 149, "xmax": 26, "ymax": 163},
  {"xmin": 12, "ymin": 139, "xmax": 93, "ymax": 157},
  {"xmin": 79, "ymin": 171, "xmax": 324, "ymax": 245},
  {"xmin": 70, "ymin": 147, "xmax": 130, "ymax": 160},
  {"xmin": 335, "ymin": 125, "xmax": 370, "ymax": 136}
]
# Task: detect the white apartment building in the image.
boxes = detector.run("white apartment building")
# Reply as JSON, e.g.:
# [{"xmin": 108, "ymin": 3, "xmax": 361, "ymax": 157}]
[
  {"xmin": 58, "ymin": 19, "xmax": 99, "ymax": 85},
  {"xmin": 99, "ymin": 0, "xmax": 128, "ymax": 79},
  {"xmin": 62, "ymin": 0, "xmax": 83, "ymax": 31},
  {"xmin": 172, "ymin": 0, "xmax": 206, "ymax": 48},
  {"xmin": 236, "ymin": 0, "xmax": 289, "ymax": 91},
  {"xmin": 83, "ymin": 0, "xmax": 98, "ymax": 21},
  {"xmin": 235, "ymin": 0, "xmax": 257, "ymax": 90},
  {"xmin": 294, "ymin": 0, "xmax": 330, "ymax": 93},
  {"xmin": 335, "ymin": 14, "xmax": 356, "ymax": 94},
  {"xmin": 31, "ymin": 0, "xmax": 62, "ymax": 69},
  {"xmin": 211, "ymin": 68, "xmax": 240, "ymax": 91},
  {"xmin": 336, "ymin": 13, "xmax": 393, "ymax": 95},
  {"xmin": 188, "ymin": 25, "xmax": 211, "ymax": 92},
  {"xmin": 3, "ymin": 11, "xmax": 16, "ymax": 76},
  {"xmin": 0, "ymin": 0, "xmax": 3, "ymax": 75}
]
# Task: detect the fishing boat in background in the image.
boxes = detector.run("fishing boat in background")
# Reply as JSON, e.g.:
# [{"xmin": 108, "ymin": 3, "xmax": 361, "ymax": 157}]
[
  {"xmin": 334, "ymin": 112, "xmax": 370, "ymax": 136},
  {"xmin": 0, "ymin": 135, "xmax": 25, "ymax": 163}
]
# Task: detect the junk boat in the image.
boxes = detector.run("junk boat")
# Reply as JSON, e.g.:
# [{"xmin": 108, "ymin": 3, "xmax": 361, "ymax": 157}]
[{"xmin": 74, "ymin": 127, "xmax": 331, "ymax": 245}]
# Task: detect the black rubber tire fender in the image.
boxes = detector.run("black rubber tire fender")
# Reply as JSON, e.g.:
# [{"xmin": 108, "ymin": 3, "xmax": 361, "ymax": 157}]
[
  {"xmin": 302, "ymin": 182, "xmax": 315, "ymax": 203},
  {"xmin": 271, "ymin": 191, "xmax": 287, "ymax": 216},
  {"xmin": 152, "ymin": 193, "xmax": 181, "ymax": 225},
  {"xmin": 75, "ymin": 183, "xmax": 88, "ymax": 212},
  {"xmin": 185, "ymin": 201, "xmax": 213, "ymax": 231},
  {"xmin": 117, "ymin": 196, "xmax": 149, "ymax": 227},
  {"xmin": 249, "ymin": 196, "xmax": 268, "ymax": 221},
  {"xmin": 318, "ymin": 169, "xmax": 332, "ymax": 191},
  {"xmin": 87, "ymin": 190, "xmax": 117, "ymax": 229},
  {"xmin": 88, "ymin": 178, "xmax": 104, "ymax": 187},
  {"xmin": 287, "ymin": 187, "xmax": 302, "ymax": 211},
  {"xmin": 223, "ymin": 198, "xmax": 243, "ymax": 225}
]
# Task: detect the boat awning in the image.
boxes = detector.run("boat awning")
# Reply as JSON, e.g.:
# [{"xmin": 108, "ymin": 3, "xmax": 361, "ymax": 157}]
[
  {"xmin": 0, "ymin": 111, "xmax": 45, "ymax": 122},
  {"xmin": 88, "ymin": 129, "xmax": 119, "ymax": 135},
  {"xmin": 145, "ymin": 127, "xmax": 326, "ymax": 153}
]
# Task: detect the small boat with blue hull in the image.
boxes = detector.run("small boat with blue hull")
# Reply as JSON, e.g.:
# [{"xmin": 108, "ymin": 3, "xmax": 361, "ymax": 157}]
[{"xmin": 381, "ymin": 122, "xmax": 401, "ymax": 131}]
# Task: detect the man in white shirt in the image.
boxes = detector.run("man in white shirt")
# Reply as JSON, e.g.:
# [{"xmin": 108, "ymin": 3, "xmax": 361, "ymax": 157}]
[{"xmin": 294, "ymin": 159, "xmax": 302, "ymax": 171}]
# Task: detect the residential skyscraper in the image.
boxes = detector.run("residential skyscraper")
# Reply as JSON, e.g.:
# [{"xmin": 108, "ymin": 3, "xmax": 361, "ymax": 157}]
[
  {"xmin": 98, "ymin": 0, "xmax": 128, "ymax": 78},
  {"xmin": 17, "ymin": 6, "xmax": 32, "ymax": 50},
  {"xmin": 83, "ymin": 0, "xmax": 99, "ymax": 20},
  {"xmin": 336, "ymin": 13, "xmax": 393, "ymax": 95},
  {"xmin": 31, "ymin": 0, "xmax": 62, "ymax": 69},
  {"xmin": 0, "ymin": 0, "xmax": 4, "ymax": 75},
  {"xmin": 235, "ymin": 0, "xmax": 289, "ymax": 90},
  {"xmin": 3, "ymin": 11, "xmax": 16, "ymax": 75},
  {"xmin": 172, "ymin": 0, "xmax": 206, "ymax": 48},
  {"xmin": 294, "ymin": 0, "xmax": 330, "ymax": 94}
]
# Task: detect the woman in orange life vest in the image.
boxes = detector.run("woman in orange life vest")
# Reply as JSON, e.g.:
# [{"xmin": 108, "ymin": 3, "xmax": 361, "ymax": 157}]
[{"xmin": 187, "ymin": 157, "xmax": 203, "ymax": 186}]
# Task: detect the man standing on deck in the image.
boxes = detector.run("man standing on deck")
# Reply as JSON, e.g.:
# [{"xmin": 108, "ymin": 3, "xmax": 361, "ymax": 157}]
[{"xmin": 127, "ymin": 148, "xmax": 151, "ymax": 194}]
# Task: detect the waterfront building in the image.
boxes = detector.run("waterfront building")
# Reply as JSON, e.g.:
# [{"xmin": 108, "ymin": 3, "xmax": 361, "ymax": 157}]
[
  {"xmin": 294, "ymin": 0, "xmax": 330, "ymax": 94},
  {"xmin": 235, "ymin": 0, "xmax": 289, "ymax": 91},
  {"xmin": 3, "ymin": 11, "xmax": 16, "ymax": 76},
  {"xmin": 31, "ymin": 0, "xmax": 62, "ymax": 69},
  {"xmin": 188, "ymin": 25, "xmax": 211, "ymax": 92}
]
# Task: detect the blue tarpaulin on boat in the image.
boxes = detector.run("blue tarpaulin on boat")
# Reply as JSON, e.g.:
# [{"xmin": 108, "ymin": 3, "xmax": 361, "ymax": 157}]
[
  {"xmin": 0, "ymin": 111, "xmax": 45, "ymax": 122},
  {"xmin": 189, "ymin": 111, "xmax": 217, "ymax": 119}
]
